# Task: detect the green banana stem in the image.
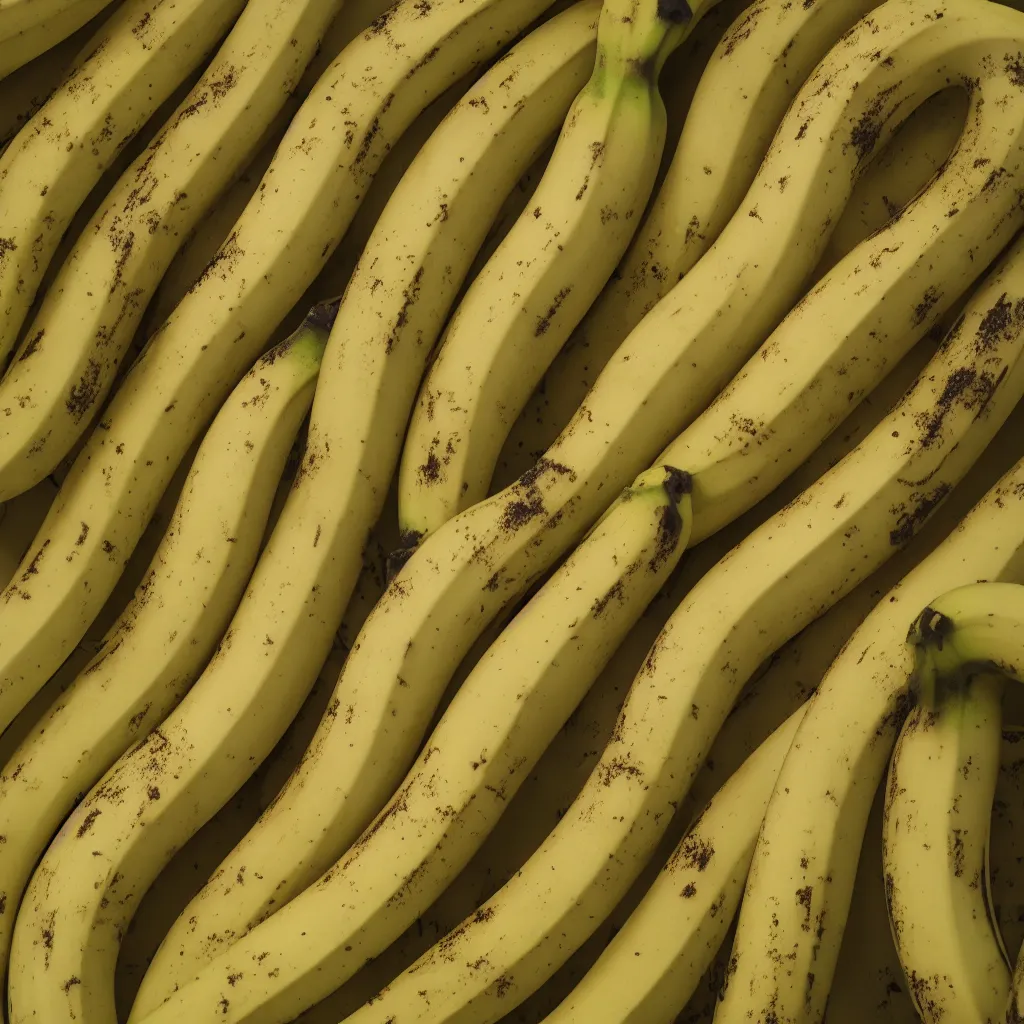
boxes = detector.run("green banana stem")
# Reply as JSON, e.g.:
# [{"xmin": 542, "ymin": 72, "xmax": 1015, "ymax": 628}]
[{"xmin": 907, "ymin": 581, "xmax": 1024, "ymax": 702}]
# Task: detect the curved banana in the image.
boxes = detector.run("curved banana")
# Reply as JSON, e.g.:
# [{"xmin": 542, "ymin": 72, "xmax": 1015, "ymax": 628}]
[
  {"xmin": 542, "ymin": 706, "xmax": 806, "ymax": 1024},
  {"xmin": 0, "ymin": 305, "xmax": 326, "ymax": 998},
  {"xmin": 0, "ymin": 0, "xmax": 247, "ymax": 368},
  {"xmin": 495, "ymin": 0, "xmax": 887, "ymax": 487},
  {"xmin": 882, "ymin": 669, "xmax": 1010, "ymax": 1024},
  {"xmin": 909, "ymin": 582, "xmax": 1024, "ymax": 682},
  {"xmin": 289, "ymin": 3, "xmax": 1024, "ymax": 879},
  {"xmin": 714, "ymin": 410, "xmax": 1024, "ymax": 1017},
  {"xmin": 0, "ymin": 0, "xmax": 346, "ymax": 499},
  {"xmin": 655, "ymin": 70, "xmax": 1024, "ymax": 546},
  {"xmin": 396, "ymin": 0, "xmax": 712, "ymax": 545},
  {"xmin": 0, "ymin": 0, "xmax": 119, "ymax": 79},
  {"xmin": 2, "ymin": 307, "xmax": 334, "ymax": 1024},
  {"xmin": 334, "ymin": 172, "xmax": 1024, "ymax": 1024},
  {"xmin": 0, "ymin": 0, "xmax": 560, "ymax": 736},
  {"xmin": 132, "ymin": 467, "xmax": 692, "ymax": 1024},
  {"xmin": 0, "ymin": 479, "xmax": 57, "ymax": 589},
  {"xmin": 0, "ymin": 0, "xmax": 119, "ymax": 151},
  {"xmin": 117, "ymin": 4, "xmax": 603, "ymax": 1012}
]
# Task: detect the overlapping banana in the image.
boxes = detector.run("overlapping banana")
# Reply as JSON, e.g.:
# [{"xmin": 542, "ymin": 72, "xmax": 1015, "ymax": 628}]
[
  {"xmin": 0, "ymin": 0, "xmax": 247, "ymax": 368},
  {"xmin": 271, "ymin": 1, "xmax": 1024, "ymax": 898},
  {"xmin": 325, "ymin": 191, "xmax": 1024, "ymax": 1024},
  {"xmin": 0, "ymin": 308, "xmax": 327, "ymax": 1000},
  {"xmin": 0, "ymin": 0, "xmax": 560, "ymax": 736},
  {"xmin": 0, "ymin": 0, "xmax": 118, "ymax": 78},
  {"xmin": 715, "ymin": 456, "xmax": 1024, "ymax": 1016},
  {"xmin": 1, "ymin": 303, "xmax": 335, "ymax": 1024},
  {"xmin": 134, "ymin": 13, "xmax": 1024, "ymax": 1013},
  {"xmin": 0, "ymin": 0, "xmax": 347, "ymax": 499},
  {"xmin": 495, "ymin": 0, "xmax": 887, "ymax": 486},
  {"xmin": 395, "ymin": 0, "xmax": 712, "ymax": 543},
  {"xmin": 542, "ymin": 706, "xmax": 807, "ymax": 1024},
  {"xmin": 104, "ymin": 6, "xmax": 607, "ymax": 1012},
  {"xmin": 882, "ymin": 668, "xmax": 1010, "ymax": 1023}
]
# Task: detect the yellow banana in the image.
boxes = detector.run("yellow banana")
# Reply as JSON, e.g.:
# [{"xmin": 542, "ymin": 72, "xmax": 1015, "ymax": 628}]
[
  {"xmin": 0, "ymin": 0, "xmax": 347, "ymax": 498},
  {"xmin": 0, "ymin": 0, "xmax": 247, "ymax": 368},
  {"xmin": 0, "ymin": 0, "xmax": 560, "ymax": 736},
  {"xmin": 542, "ymin": 707, "xmax": 807, "ymax": 1024},
  {"xmin": 0, "ymin": 0, "xmax": 119, "ymax": 79},
  {"xmin": 715, "ymin": 415, "xmax": 1024, "ymax": 1019},
  {"xmin": 2, "ymin": 310, "xmax": 332, "ymax": 1024},
  {"xmin": 396, "ymin": 0, "xmax": 718, "ymax": 544},
  {"xmin": 269, "ymin": 8, "xmax": 1024, "ymax": 912},
  {"xmin": 0, "ymin": 0, "xmax": 123, "ymax": 150},
  {"xmin": 0, "ymin": 304, "xmax": 327, "ymax": 998},
  {"xmin": 125, "ymin": 6, "xmax": 607, "ymax": 1007},
  {"xmin": 133, "ymin": 468, "xmax": 691, "ymax": 1024},
  {"xmin": 496, "ymin": 0, "xmax": 889, "ymax": 486},
  {"xmin": 882, "ymin": 669, "xmax": 1010, "ymax": 1023},
  {"xmin": 336, "ymin": 173, "xmax": 1024, "ymax": 1024}
]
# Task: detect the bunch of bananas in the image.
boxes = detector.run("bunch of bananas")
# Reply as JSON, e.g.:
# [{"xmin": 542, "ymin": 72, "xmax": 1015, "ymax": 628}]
[{"xmin": 5, "ymin": 0, "xmax": 1024, "ymax": 1020}]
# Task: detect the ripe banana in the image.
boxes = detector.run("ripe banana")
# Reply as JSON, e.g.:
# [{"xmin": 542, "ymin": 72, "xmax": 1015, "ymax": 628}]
[
  {"xmin": 0, "ymin": 306, "xmax": 327, "ymax": 998},
  {"xmin": 396, "ymin": 0, "xmax": 713, "ymax": 544},
  {"xmin": 0, "ymin": 0, "xmax": 347, "ymax": 499},
  {"xmin": 715, "ymin": 428, "xmax": 1024, "ymax": 1018},
  {"xmin": 117, "ymin": 4, "xmax": 604, "ymax": 1012},
  {"xmin": 2, "ymin": 305, "xmax": 335, "ymax": 1024},
  {"xmin": 910, "ymin": 581, "xmax": 1024, "ymax": 682},
  {"xmin": 0, "ymin": 0, "xmax": 560, "ymax": 736},
  {"xmin": 337, "ymin": 187, "xmax": 1024, "ymax": 1024},
  {"xmin": 496, "ymin": 0, "xmax": 887, "ymax": 486},
  {"xmin": 882, "ymin": 668, "xmax": 1011, "ymax": 1023},
  {"xmin": 0, "ymin": 0, "xmax": 122, "ymax": 151},
  {"xmin": 0, "ymin": 480, "xmax": 56, "ymax": 590},
  {"xmin": 542, "ymin": 706, "xmax": 807, "ymax": 1024},
  {"xmin": 0, "ymin": 0, "xmax": 247, "ymax": 368},
  {"xmin": 132, "ymin": 467, "xmax": 692, "ymax": 1024},
  {"xmin": 0, "ymin": 0, "xmax": 118, "ymax": 79},
  {"xmin": 285, "ymin": 5, "xmax": 1024, "ymax": 897}
]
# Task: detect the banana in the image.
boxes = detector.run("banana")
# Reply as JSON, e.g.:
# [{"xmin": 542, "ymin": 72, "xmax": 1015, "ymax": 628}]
[
  {"xmin": 267, "ymin": 5, "xmax": 1024, "ymax": 907},
  {"xmin": 0, "ymin": 479, "xmax": 57, "ymax": 589},
  {"xmin": 882, "ymin": 668, "xmax": 1010, "ymax": 1023},
  {"xmin": 0, "ymin": 0, "xmax": 348, "ymax": 499},
  {"xmin": 0, "ymin": 0, "xmax": 562, "ymax": 736},
  {"xmin": 134, "ymin": 0, "xmax": 402, "ymax": 345},
  {"xmin": 0, "ymin": 0, "xmax": 248, "ymax": 369},
  {"xmin": 396, "ymin": 0, "xmax": 715, "ymax": 545},
  {"xmin": 496, "ymin": 0, "xmax": 891, "ymax": 487},
  {"xmin": 541, "ymin": 706, "xmax": 807, "ymax": 1024},
  {"xmin": 1, "ymin": 307, "xmax": 334, "ymax": 1024},
  {"xmin": 0, "ymin": 305, "xmax": 328, "ymax": 999},
  {"xmin": 334, "ymin": 172, "xmax": 1024, "ymax": 1024},
  {"xmin": 132, "ymin": 468, "xmax": 691, "ymax": 1024},
  {"xmin": 115, "ymin": 6, "xmax": 606, "ymax": 1012},
  {"xmin": 0, "ymin": 0, "xmax": 123, "ymax": 151},
  {"xmin": 713, "ymin": 427, "xmax": 1024, "ymax": 1017},
  {"xmin": 0, "ymin": 0, "xmax": 119, "ymax": 79},
  {"xmin": 909, "ymin": 581, "xmax": 1024, "ymax": 680}
]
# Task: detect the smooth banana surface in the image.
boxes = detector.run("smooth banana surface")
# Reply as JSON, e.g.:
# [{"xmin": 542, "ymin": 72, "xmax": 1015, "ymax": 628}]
[
  {"xmin": 496, "ymin": 0, "xmax": 887, "ymax": 485},
  {"xmin": 0, "ymin": 0, "xmax": 247, "ymax": 367},
  {"xmin": 0, "ymin": 301, "xmax": 323, "ymax": 998},
  {"xmin": 0, "ymin": 0, "xmax": 346, "ymax": 499},
  {"xmin": 718, "ymin": 416, "xmax": 1024, "ymax": 1018},
  {"xmin": 0, "ymin": 0, "xmax": 557, "ymax": 739},
  {"xmin": 396, "ymin": 0, "xmax": 709, "ymax": 541},
  {"xmin": 339, "ymin": 182, "xmax": 1024, "ymax": 1024},
  {"xmin": 3, "ymin": 311, "xmax": 331, "ymax": 1024},
  {"xmin": 883, "ymin": 669, "xmax": 1010, "ymax": 1023},
  {"xmin": 0, "ymin": 0, "xmax": 118, "ymax": 78},
  {"xmin": 127, "ymin": 5, "xmax": 603, "ymax": 1011}
]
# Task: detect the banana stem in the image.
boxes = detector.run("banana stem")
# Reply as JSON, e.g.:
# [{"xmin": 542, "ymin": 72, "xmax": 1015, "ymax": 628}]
[{"xmin": 908, "ymin": 581, "xmax": 1024, "ymax": 700}]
